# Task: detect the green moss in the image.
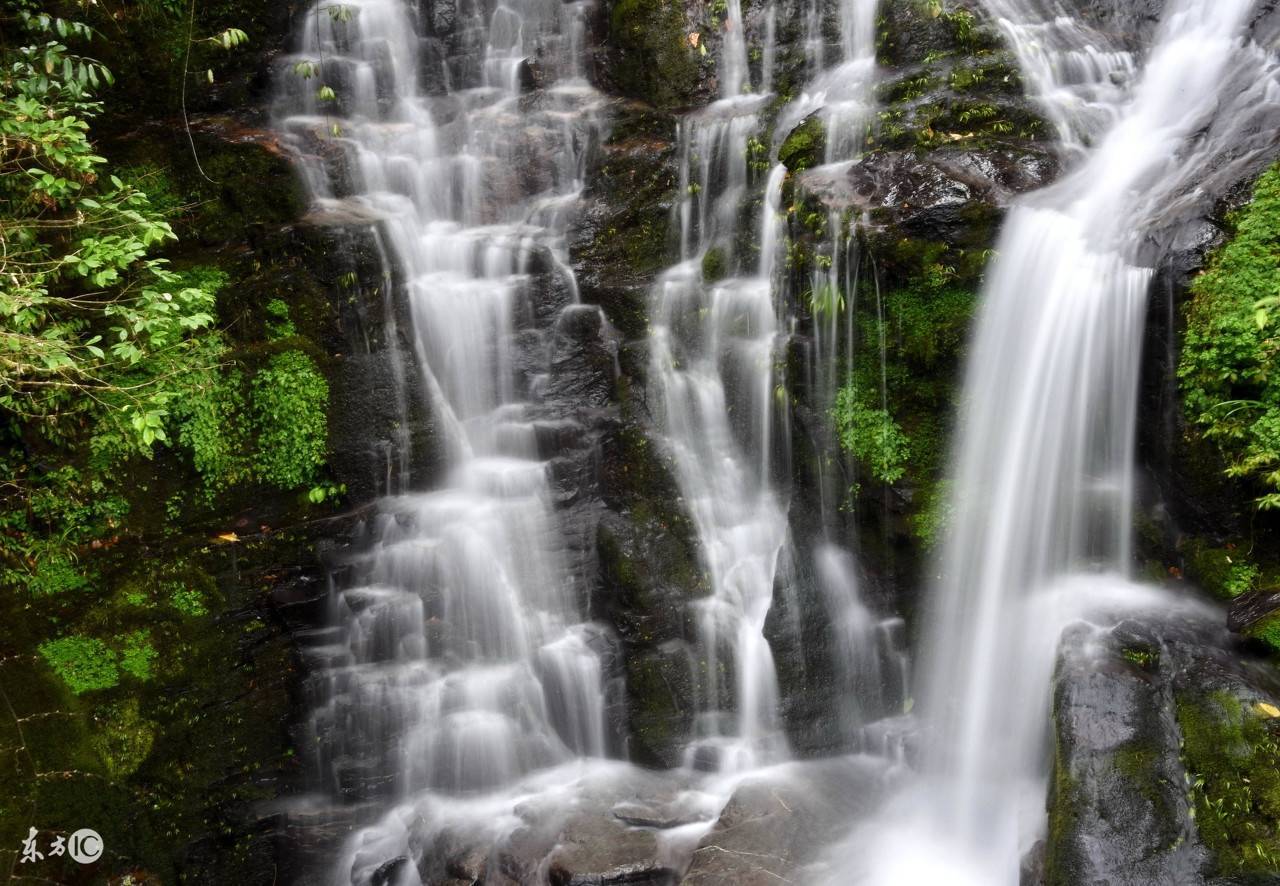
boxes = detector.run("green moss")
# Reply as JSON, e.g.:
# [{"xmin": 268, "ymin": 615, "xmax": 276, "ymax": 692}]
[
  {"xmin": 878, "ymin": 71, "xmax": 940, "ymax": 105},
  {"xmin": 1112, "ymin": 742, "xmax": 1167, "ymax": 808},
  {"xmin": 91, "ymin": 699, "xmax": 157, "ymax": 779},
  {"xmin": 910, "ymin": 478, "xmax": 954, "ymax": 548},
  {"xmin": 1178, "ymin": 690, "xmax": 1280, "ymax": 874},
  {"xmin": 1120, "ymin": 644, "xmax": 1159, "ymax": 669},
  {"xmin": 1249, "ymin": 616, "xmax": 1280, "ymax": 653},
  {"xmin": 1182, "ymin": 538, "xmax": 1259, "ymax": 600},
  {"xmin": 38, "ymin": 636, "xmax": 120, "ymax": 695},
  {"xmin": 778, "ymin": 116, "xmax": 826, "ymax": 172},
  {"xmin": 1046, "ymin": 730, "xmax": 1083, "ymax": 882},
  {"xmin": 610, "ymin": 0, "xmax": 701, "ymax": 109},
  {"xmin": 701, "ymin": 246, "xmax": 728, "ymax": 283}
]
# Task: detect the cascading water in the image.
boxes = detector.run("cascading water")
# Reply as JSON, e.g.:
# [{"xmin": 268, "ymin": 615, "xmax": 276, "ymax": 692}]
[
  {"xmin": 831, "ymin": 1, "xmax": 1280, "ymax": 882},
  {"xmin": 274, "ymin": 0, "xmax": 611, "ymax": 880},
  {"xmin": 262, "ymin": 0, "xmax": 1280, "ymax": 881},
  {"xmin": 649, "ymin": 0, "xmax": 889, "ymax": 774}
]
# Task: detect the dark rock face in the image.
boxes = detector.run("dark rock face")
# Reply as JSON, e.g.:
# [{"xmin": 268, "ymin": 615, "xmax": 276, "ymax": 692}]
[
  {"xmin": 799, "ymin": 146, "xmax": 1058, "ymax": 246},
  {"xmin": 1062, "ymin": 0, "xmax": 1167, "ymax": 42},
  {"xmin": 571, "ymin": 102, "xmax": 680, "ymax": 341},
  {"xmin": 601, "ymin": 0, "xmax": 708, "ymax": 110}
]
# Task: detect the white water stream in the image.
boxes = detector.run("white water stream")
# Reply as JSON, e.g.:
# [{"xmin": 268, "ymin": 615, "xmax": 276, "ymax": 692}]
[
  {"xmin": 826, "ymin": 1, "xmax": 1280, "ymax": 882},
  {"xmin": 275, "ymin": 0, "xmax": 613, "ymax": 881}
]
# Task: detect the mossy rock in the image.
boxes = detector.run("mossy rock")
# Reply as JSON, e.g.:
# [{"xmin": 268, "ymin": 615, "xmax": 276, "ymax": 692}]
[
  {"xmin": 623, "ymin": 643, "xmax": 697, "ymax": 767},
  {"xmin": 608, "ymin": 0, "xmax": 702, "ymax": 110},
  {"xmin": 1045, "ymin": 623, "xmax": 1203, "ymax": 885},
  {"xmin": 1182, "ymin": 538, "xmax": 1259, "ymax": 600},
  {"xmin": 1178, "ymin": 689, "xmax": 1280, "ymax": 876},
  {"xmin": 875, "ymin": 0, "xmax": 1002, "ymax": 69},
  {"xmin": 779, "ymin": 116, "xmax": 826, "ymax": 173},
  {"xmin": 701, "ymin": 246, "xmax": 728, "ymax": 282},
  {"xmin": 573, "ymin": 102, "xmax": 679, "ymax": 340}
]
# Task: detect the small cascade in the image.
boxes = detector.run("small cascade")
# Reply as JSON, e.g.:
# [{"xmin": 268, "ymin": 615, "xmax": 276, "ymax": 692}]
[
  {"xmin": 649, "ymin": 0, "xmax": 888, "ymax": 776},
  {"xmin": 814, "ymin": 544, "xmax": 908, "ymax": 742},
  {"xmin": 275, "ymin": 0, "xmax": 611, "ymax": 879},
  {"xmin": 980, "ymin": 0, "xmax": 1138, "ymax": 152}
]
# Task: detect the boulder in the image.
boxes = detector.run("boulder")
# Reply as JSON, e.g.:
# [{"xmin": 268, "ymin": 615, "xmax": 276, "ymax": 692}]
[
  {"xmin": 1045, "ymin": 620, "xmax": 1205, "ymax": 886},
  {"xmin": 798, "ymin": 147, "xmax": 1057, "ymax": 246},
  {"xmin": 682, "ymin": 758, "xmax": 890, "ymax": 885},
  {"xmin": 1046, "ymin": 609, "xmax": 1280, "ymax": 883}
]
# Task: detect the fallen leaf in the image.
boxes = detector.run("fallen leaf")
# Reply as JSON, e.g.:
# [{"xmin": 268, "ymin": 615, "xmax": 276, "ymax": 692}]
[
  {"xmin": 1255, "ymin": 702, "xmax": 1280, "ymax": 718},
  {"xmin": 216, "ymin": 532, "xmax": 240, "ymax": 543}
]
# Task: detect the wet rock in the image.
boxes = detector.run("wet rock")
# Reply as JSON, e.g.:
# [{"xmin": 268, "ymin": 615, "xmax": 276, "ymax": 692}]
[
  {"xmin": 572, "ymin": 100, "xmax": 679, "ymax": 342},
  {"xmin": 546, "ymin": 813, "xmax": 678, "ymax": 886},
  {"xmin": 682, "ymin": 758, "xmax": 890, "ymax": 885},
  {"xmin": 603, "ymin": 0, "xmax": 709, "ymax": 110},
  {"xmin": 1064, "ymin": 0, "xmax": 1166, "ymax": 42},
  {"xmin": 470, "ymin": 767, "xmax": 694, "ymax": 885},
  {"xmin": 876, "ymin": 0, "xmax": 1004, "ymax": 68},
  {"xmin": 543, "ymin": 305, "xmax": 619, "ymax": 411},
  {"xmin": 1046, "ymin": 609, "xmax": 1280, "ymax": 883},
  {"xmin": 371, "ymin": 856, "xmax": 411, "ymax": 886},
  {"xmin": 1046, "ymin": 620, "xmax": 1205, "ymax": 886},
  {"xmin": 798, "ymin": 146, "xmax": 1058, "ymax": 246},
  {"xmin": 612, "ymin": 800, "xmax": 706, "ymax": 830},
  {"xmin": 1228, "ymin": 590, "xmax": 1280, "ymax": 636}
]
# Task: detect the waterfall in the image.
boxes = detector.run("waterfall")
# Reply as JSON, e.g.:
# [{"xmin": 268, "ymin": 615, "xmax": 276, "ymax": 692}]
[
  {"xmin": 274, "ymin": 0, "xmax": 610, "ymax": 880},
  {"xmin": 832, "ymin": 1, "xmax": 1280, "ymax": 882}
]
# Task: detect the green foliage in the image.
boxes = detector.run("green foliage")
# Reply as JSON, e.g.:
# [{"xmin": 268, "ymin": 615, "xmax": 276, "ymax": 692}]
[
  {"xmin": 169, "ymin": 586, "xmax": 209, "ymax": 617},
  {"xmin": 822, "ymin": 235, "xmax": 982, "ymax": 538},
  {"xmin": 0, "ymin": 11, "xmax": 333, "ymax": 603},
  {"xmin": 1179, "ymin": 164, "xmax": 1280, "ymax": 509},
  {"xmin": 0, "ymin": 463, "xmax": 129, "ymax": 595},
  {"xmin": 911, "ymin": 478, "xmax": 954, "ymax": 548},
  {"xmin": 807, "ymin": 282, "xmax": 846, "ymax": 318},
  {"xmin": 251, "ymin": 350, "xmax": 329, "ymax": 488},
  {"xmin": 0, "ymin": 18, "xmax": 222, "ymax": 435},
  {"xmin": 264, "ymin": 298, "xmax": 297, "ymax": 339},
  {"xmin": 833, "ymin": 386, "xmax": 911, "ymax": 485},
  {"xmin": 173, "ymin": 344, "xmax": 329, "ymax": 495},
  {"xmin": 174, "ymin": 365, "xmax": 248, "ymax": 490},
  {"xmin": 120, "ymin": 629, "xmax": 157, "ymax": 681},
  {"xmin": 38, "ymin": 635, "xmax": 119, "ymax": 694}
]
